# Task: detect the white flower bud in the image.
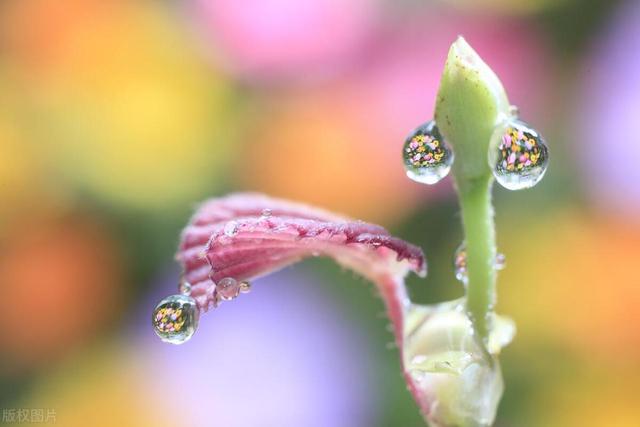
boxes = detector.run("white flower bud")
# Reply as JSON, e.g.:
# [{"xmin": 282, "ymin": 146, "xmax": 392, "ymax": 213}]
[{"xmin": 403, "ymin": 300, "xmax": 515, "ymax": 427}]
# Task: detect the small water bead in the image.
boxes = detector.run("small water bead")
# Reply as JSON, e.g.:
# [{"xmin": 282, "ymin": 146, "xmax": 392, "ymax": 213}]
[
  {"xmin": 223, "ymin": 220, "xmax": 239, "ymax": 237},
  {"xmin": 411, "ymin": 355, "xmax": 428, "ymax": 365},
  {"xmin": 216, "ymin": 277, "xmax": 241, "ymax": 300},
  {"xmin": 403, "ymin": 120, "xmax": 454, "ymax": 185},
  {"xmin": 179, "ymin": 280, "xmax": 192, "ymax": 295},
  {"xmin": 239, "ymin": 281, "xmax": 251, "ymax": 293},
  {"xmin": 260, "ymin": 208, "xmax": 272, "ymax": 218},
  {"xmin": 152, "ymin": 294, "xmax": 199, "ymax": 344},
  {"xmin": 488, "ymin": 119, "xmax": 549, "ymax": 190},
  {"xmin": 453, "ymin": 244, "xmax": 468, "ymax": 284},
  {"xmin": 409, "ymin": 369, "xmax": 427, "ymax": 382},
  {"xmin": 453, "ymin": 242, "xmax": 506, "ymax": 286}
]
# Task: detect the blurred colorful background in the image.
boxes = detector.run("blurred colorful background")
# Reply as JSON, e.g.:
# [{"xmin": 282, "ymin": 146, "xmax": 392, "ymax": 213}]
[{"xmin": 1, "ymin": 0, "xmax": 639, "ymax": 426}]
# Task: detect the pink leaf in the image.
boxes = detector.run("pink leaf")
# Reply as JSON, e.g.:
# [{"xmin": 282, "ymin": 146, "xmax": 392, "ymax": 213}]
[
  {"xmin": 177, "ymin": 193, "xmax": 425, "ymax": 311},
  {"xmin": 176, "ymin": 193, "xmax": 430, "ymax": 417}
]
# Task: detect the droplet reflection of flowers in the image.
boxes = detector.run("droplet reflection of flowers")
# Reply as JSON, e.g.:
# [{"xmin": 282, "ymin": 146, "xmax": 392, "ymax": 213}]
[{"xmin": 152, "ymin": 37, "xmax": 548, "ymax": 427}]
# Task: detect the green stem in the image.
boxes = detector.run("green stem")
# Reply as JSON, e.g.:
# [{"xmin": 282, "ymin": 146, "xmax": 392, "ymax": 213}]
[
  {"xmin": 434, "ymin": 37, "xmax": 510, "ymax": 346},
  {"xmin": 458, "ymin": 177, "xmax": 496, "ymax": 345}
]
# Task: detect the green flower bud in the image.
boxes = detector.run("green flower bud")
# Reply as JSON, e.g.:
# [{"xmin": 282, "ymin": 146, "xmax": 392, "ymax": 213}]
[{"xmin": 435, "ymin": 36, "xmax": 510, "ymax": 182}]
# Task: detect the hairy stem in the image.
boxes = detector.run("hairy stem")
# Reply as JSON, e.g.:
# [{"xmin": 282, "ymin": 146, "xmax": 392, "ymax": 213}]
[
  {"xmin": 458, "ymin": 177, "xmax": 496, "ymax": 345},
  {"xmin": 435, "ymin": 37, "xmax": 509, "ymax": 346}
]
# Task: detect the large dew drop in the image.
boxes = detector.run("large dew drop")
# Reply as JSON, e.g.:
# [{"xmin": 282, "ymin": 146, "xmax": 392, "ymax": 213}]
[
  {"xmin": 403, "ymin": 120, "xmax": 454, "ymax": 185},
  {"xmin": 488, "ymin": 119, "xmax": 549, "ymax": 190},
  {"xmin": 152, "ymin": 294, "xmax": 199, "ymax": 344}
]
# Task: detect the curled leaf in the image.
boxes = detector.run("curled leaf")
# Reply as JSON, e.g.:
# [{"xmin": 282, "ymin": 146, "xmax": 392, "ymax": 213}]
[{"xmin": 177, "ymin": 193, "xmax": 424, "ymax": 315}]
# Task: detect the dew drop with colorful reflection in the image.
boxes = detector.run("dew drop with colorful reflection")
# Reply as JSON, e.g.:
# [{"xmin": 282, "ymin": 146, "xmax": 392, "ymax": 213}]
[
  {"xmin": 403, "ymin": 120, "xmax": 454, "ymax": 185},
  {"xmin": 454, "ymin": 242, "xmax": 506, "ymax": 286},
  {"xmin": 152, "ymin": 294, "xmax": 199, "ymax": 344},
  {"xmin": 488, "ymin": 119, "xmax": 549, "ymax": 190},
  {"xmin": 239, "ymin": 281, "xmax": 252, "ymax": 293}
]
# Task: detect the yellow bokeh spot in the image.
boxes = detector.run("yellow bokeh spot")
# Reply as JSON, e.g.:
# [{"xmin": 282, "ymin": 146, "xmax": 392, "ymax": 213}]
[
  {"xmin": 19, "ymin": 346, "xmax": 177, "ymax": 427},
  {"xmin": 4, "ymin": 1, "xmax": 236, "ymax": 210}
]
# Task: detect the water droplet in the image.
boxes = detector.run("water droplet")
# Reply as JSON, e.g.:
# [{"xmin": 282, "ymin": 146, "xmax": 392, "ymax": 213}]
[
  {"xmin": 239, "ymin": 281, "xmax": 251, "ymax": 293},
  {"xmin": 152, "ymin": 294, "xmax": 199, "ymax": 344},
  {"xmin": 411, "ymin": 355, "xmax": 428, "ymax": 365},
  {"xmin": 260, "ymin": 208, "xmax": 272, "ymax": 218},
  {"xmin": 409, "ymin": 369, "xmax": 426, "ymax": 382},
  {"xmin": 453, "ymin": 242, "xmax": 506, "ymax": 286},
  {"xmin": 453, "ymin": 243, "xmax": 469, "ymax": 286},
  {"xmin": 223, "ymin": 221, "xmax": 239, "ymax": 237},
  {"xmin": 403, "ymin": 120, "xmax": 454, "ymax": 185},
  {"xmin": 216, "ymin": 277, "xmax": 241, "ymax": 300},
  {"xmin": 179, "ymin": 281, "xmax": 192, "ymax": 295},
  {"xmin": 488, "ymin": 119, "xmax": 549, "ymax": 190}
]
